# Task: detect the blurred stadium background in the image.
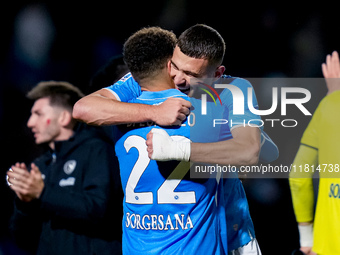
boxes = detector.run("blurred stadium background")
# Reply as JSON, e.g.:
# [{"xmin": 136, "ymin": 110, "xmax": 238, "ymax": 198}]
[{"xmin": 0, "ymin": 2, "xmax": 339, "ymax": 254}]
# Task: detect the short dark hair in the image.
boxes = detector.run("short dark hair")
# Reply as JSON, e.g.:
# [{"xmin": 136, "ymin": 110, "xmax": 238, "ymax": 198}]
[
  {"xmin": 177, "ymin": 24, "xmax": 225, "ymax": 66},
  {"xmin": 27, "ymin": 81, "xmax": 84, "ymax": 112},
  {"xmin": 123, "ymin": 27, "xmax": 176, "ymax": 83}
]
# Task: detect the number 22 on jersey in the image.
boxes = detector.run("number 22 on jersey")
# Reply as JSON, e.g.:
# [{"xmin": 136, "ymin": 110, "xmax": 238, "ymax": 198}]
[{"xmin": 124, "ymin": 135, "xmax": 196, "ymax": 205}]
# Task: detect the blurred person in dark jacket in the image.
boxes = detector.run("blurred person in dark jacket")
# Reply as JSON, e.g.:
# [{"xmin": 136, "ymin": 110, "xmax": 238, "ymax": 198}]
[{"xmin": 6, "ymin": 81, "xmax": 122, "ymax": 255}]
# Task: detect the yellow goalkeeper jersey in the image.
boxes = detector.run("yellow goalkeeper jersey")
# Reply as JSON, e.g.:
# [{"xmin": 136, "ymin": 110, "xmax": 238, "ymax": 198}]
[{"xmin": 290, "ymin": 90, "xmax": 340, "ymax": 255}]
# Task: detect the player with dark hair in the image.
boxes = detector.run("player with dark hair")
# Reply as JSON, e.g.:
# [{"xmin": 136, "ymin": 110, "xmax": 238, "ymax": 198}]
[
  {"xmin": 74, "ymin": 24, "xmax": 278, "ymax": 254},
  {"xmin": 151, "ymin": 24, "xmax": 265, "ymax": 255},
  {"xmin": 113, "ymin": 26, "xmax": 224, "ymax": 254}
]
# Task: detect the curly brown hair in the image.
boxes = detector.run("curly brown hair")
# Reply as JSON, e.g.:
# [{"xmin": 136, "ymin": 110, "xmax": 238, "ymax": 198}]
[{"xmin": 123, "ymin": 27, "xmax": 176, "ymax": 83}]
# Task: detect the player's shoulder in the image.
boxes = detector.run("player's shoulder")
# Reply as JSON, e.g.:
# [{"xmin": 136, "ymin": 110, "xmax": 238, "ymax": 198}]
[
  {"xmin": 105, "ymin": 72, "xmax": 136, "ymax": 89},
  {"xmin": 115, "ymin": 72, "xmax": 134, "ymax": 85},
  {"xmin": 222, "ymin": 75, "xmax": 253, "ymax": 89},
  {"xmin": 319, "ymin": 90, "xmax": 340, "ymax": 109},
  {"xmin": 134, "ymin": 88, "xmax": 188, "ymax": 103},
  {"xmin": 217, "ymin": 75, "xmax": 254, "ymax": 100},
  {"xmin": 104, "ymin": 72, "xmax": 141, "ymax": 102},
  {"xmin": 313, "ymin": 90, "xmax": 340, "ymax": 124}
]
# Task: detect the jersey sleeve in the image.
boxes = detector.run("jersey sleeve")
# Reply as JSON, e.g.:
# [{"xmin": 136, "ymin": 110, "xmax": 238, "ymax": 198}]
[
  {"xmin": 289, "ymin": 102, "xmax": 321, "ymax": 222},
  {"xmin": 104, "ymin": 73, "xmax": 142, "ymax": 102},
  {"xmin": 289, "ymin": 145, "xmax": 318, "ymax": 222}
]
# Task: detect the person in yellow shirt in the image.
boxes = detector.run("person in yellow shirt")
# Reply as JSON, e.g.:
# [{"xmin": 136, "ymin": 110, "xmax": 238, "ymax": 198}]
[{"xmin": 290, "ymin": 51, "xmax": 340, "ymax": 255}]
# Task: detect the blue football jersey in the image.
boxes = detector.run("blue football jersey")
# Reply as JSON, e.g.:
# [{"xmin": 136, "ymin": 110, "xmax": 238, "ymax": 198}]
[
  {"xmin": 105, "ymin": 74, "xmax": 278, "ymax": 251},
  {"xmin": 105, "ymin": 73, "xmax": 141, "ymax": 102},
  {"xmin": 189, "ymin": 94, "xmax": 256, "ymax": 252},
  {"xmin": 113, "ymin": 89, "xmax": 224, "ymax": 254}
]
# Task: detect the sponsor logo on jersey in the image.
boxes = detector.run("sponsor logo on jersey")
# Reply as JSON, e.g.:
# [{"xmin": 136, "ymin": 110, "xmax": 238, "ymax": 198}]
[{"xmin": 329, "ymin": 183, "xmax": 340, "ymax": 198}]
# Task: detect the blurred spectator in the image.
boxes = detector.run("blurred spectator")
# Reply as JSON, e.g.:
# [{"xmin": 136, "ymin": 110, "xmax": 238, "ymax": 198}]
[{"xmin": 6, "ymin": 81, "xmax": 122, "ymax": 255}]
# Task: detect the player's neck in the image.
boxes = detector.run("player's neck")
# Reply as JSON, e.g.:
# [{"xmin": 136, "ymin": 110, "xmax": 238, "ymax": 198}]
[{"xmin": 140, "ymin": 69, "xmax": 175, "ymax": 92}]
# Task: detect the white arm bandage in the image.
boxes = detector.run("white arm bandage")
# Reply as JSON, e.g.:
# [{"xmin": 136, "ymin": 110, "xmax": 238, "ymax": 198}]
[
  {"xmin": 298, "ymin": 224, "xmax": 313, "ymax": 247},
  {"xmin": 150, "ymin": 128, "xmax": 191, "ymax": 161}
]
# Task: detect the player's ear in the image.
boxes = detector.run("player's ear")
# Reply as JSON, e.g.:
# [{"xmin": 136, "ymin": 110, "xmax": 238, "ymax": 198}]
[
  {"xmin": 214, "ymin": 65, "xmax": 225, "ymax": 79},
  {"xmin": 58, "ymin": 110, "xmax": 73, "ymax": 128},
  {"xmin": 167, "ymin": 60, "xmax": 172, "ymax": 73}
]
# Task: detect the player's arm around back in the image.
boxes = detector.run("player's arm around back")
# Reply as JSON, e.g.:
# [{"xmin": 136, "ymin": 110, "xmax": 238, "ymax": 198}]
[
  {"xmin": 190, "ymin": 126, "xmax": 261, "ymax": 166},
  {"xmin": 73, "ymin": 88, "xmax": 153, "ymax": 125},
  {"xmin": 73, "ymin": 88, "xmax": 190, "ymax": 126}
]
